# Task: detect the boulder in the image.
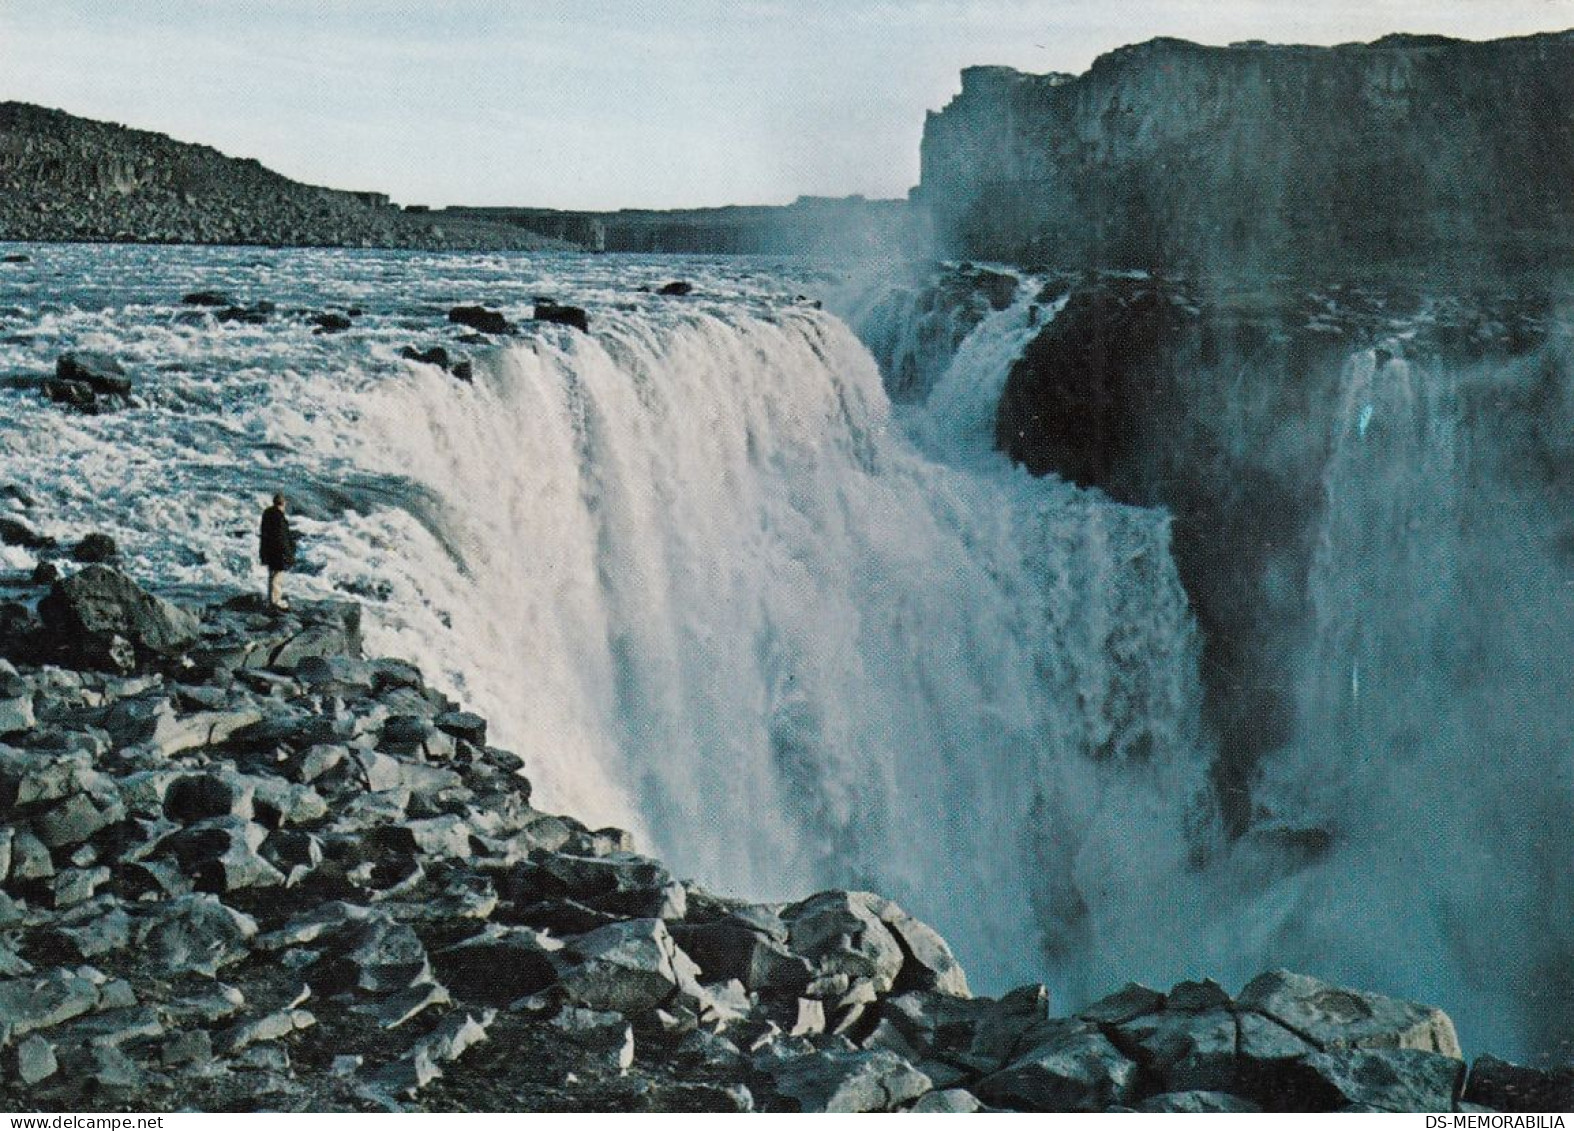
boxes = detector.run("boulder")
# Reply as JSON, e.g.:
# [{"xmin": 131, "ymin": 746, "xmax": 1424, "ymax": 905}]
[
  {"xmin": 136, "ymin": 894, "xmax": 258, "ymax": 976},
  {"xmin": 0, "ymin": 968, "xmax": 101, "ymax": 1038},
  {"xmin": 559, "ymin": 917, "xmax": 705, "ymax": 1013},
  {"xmin": 448, "ymin": 306, "xmax": 512, "ymax": 334},
  {"xmin": 1138, "ymin": 1091, "xmax": 1262, "ymax": 1113},
  {"xmin": 432, "ymin": 926, "xmax": 560, "ymax": 1006},
  {"xmin": 1114, "ymin": 1007, "xmax": 1238, "ymax": 1093},
  {"xmin": 669, "ymin": 920, "xmax": 812, "ymax": 996},
  {"xmin": 657, "ymin": 281, "xmax": 694, "ymax": 296},
  {"xmin": 767, "ymin": 1047, "xmax": 932, "ymax": 1112},
  {"xmin": 551, "ymin": 1006, "xmax": 636, "ymax": 1071},
  {"xmin": 975, "ymin": 1019, "xmax": 1139, "ymax": 1112},
  {"xmin": 0, "ymin": 516, "xmax": 53, "ymax": 550},
  {"xmin": 56, "ymin": 352, "xmax": 132, "ymax": 396},
  {"xmin": 71, "ymin": 533, "xmax": 118, "ymax": 563},
  {"xmin": 1464, "ymin": 1054, "xmax": 1574, "ymax": 1112},
  {"xmin": 181, "ymin": 291, "xmax": 233, "ymax": 306},
  {"xmin": 533, "ymin": 303, "xmax": 590, "ymax": 333},
  {"xmin": 312, "ymin": 312, "xmax": 352, "ymax": 333},
  {"xmin": 37, "ymin": 566, "xmax": 200, "ymax": 661},
  {"xmin": 1238, "ymin": 970, "xmax": 1462, "ymax": 1058},
  {"xmin": 1302, "ymin": 1048, "xmax": 1464, "ymax": 1112},
  {"xmin": 782, "ymin": 891, "xmax": 905, "ymax": 994}
]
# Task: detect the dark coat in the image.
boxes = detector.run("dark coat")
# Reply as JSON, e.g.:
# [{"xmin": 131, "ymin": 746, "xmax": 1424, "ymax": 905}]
[{"xmin": 259, "ymin": 505, "xmax": 294, "ymax": 570}]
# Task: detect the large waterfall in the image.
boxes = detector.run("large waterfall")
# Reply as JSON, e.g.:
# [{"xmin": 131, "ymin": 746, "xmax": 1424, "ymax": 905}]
[
  {"xmin": 344, "ymin": 277, "xmax": 1215, "ymax": 995},
  {"xmin": 5, "ymin": 244, "xmax": 1564, "ymax": 1061}
]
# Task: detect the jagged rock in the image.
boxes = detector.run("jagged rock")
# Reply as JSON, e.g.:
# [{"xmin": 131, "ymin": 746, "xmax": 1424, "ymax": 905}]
[
  {"xmin": 137, "ymin": 893, "xmax": 259, "ymax": 975},
  {"xmin": 448, "ymin": 306, "xmax": 512, "ymax": 335},
  {"xmin": 1166, "ymin": 978, "xmax": 1233, "ymax": 1011},
  {"xmin": 295, "ymin": 654, "xmax": 374, "ymax": 694},
  {"xmin": 0, "ymin": 968, "xmax": 101, "ymax": 1037},
  {"xmin": 1300, "ymin": 1048, "xmax": 1464, "ymax": 1112},
  {"xmin": 767, "ymin": 1047, "xmax": 932, "ymax": 1113},
  {"xmin": 161, "ymin": 1029, "xmax": 213, "ymax": 1067},
  {"xmin": 15, "ymin": 1033, "xmax": 58, "ymax": 1083},
  {"xmin": 1464, "ymin": 1054, "xmax": 1574, "ymax": 1112},
  {"xmin": 218, "ymin": 1007, "xmax": 316, "ymax": 1053},
  {"xmin": 10, "ymin": 828, "xmax": 54, "ymax": 880},
  {"xmin": 781, "ymin": 891, "xmax": 906, "ymax": 995},
  {"xmin": 975, "ymin": 1019, "xmax": 1139, "ymax": 1112},
  {"xmin": 163, "ymin": 771, "xmax": 256, "ymax": 821},
  {"xmin": 37, "ymin": 566, "xmax": 200, "ymax": 661},
  {"xmin": 670, "ymin": 919, "xmax": 812, "ymax": 996},
  {"xmin": 71, "ymin": 533, "xmax": 118, "ymax": 563},
  {"xmin": 32, "ymin": 791, "xmax": 126, "ymax": 848},
  {"xmin": 552, "ymin": 1006, "xmax": 635, "ymax": 1071},
  {"xmin": 1238, "ymin": 970, "xmax": 1462, "ymax": 1058},
  {"xmin": 434, "ymin": 710, "xmax": 486, "ymax": 746},
  {"xmin": 912, "ymin": 1088, "xmax": 983, "ymax": 1112},
  {"xmin": 31, "ymin": 561, "xmax": 59, "ymax": 585},
  {"xmin": 1114, "ymin": 1007, "xmax": 1238, "ymax": 1093},
  {"xmin": 558, "ymin": 917, "xmax": 705, "ymax": 1013},
  {"xmin": 1138, "ymin": 1090, "xmax": 1262, "ymax": 1113},
  {"xmin": 1079, "ymin": 981, "xmax": 1165, "ymax": 1025},
  {"xmin": 533, "ymin": 303, "xmax": 589, "ymax": 333},
  {"xmin": 0, "ymin": 691, "xmax": 35, "ymax": 734},
  {"xmin": 45, "ymin": 903, "xmax": 133, "ymax": 960},
  {"xmin": 155, "ymin": 817, "xmax": 286, "ymax": 892},
  {"xmin": 433, "ymin": 925, "xmax": 560, "ymax": 1006},
  {"xmin": 56, "ymin": 352, "xmax": 132, "ymax": 396}
]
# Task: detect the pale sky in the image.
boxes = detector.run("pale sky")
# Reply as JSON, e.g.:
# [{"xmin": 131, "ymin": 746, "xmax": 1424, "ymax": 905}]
[{"xmin": 2, "ymin": 1, "xmax": 1571, "ymax": 209}]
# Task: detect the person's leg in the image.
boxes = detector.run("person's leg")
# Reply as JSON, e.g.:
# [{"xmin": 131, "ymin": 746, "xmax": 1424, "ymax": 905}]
[{"xmin": 268, "ymin": 568, "xmax": 285, "ymax": 608}]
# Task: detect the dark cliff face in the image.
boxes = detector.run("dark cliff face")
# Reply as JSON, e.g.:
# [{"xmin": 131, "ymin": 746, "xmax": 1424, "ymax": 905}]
[
  {"xmin": 919, "ymin": 32, "xmax": 1574, "ymax": 277},
  {"xmin": 997, "ymin": 276, "xmax": 1571, "ymax": 826}
]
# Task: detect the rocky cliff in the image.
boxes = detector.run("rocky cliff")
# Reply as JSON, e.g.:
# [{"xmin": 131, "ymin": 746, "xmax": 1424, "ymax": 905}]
[
  {"xmin": 0, "ymin": 104, "xmax": 559, "ymax": 251},
  {"xmin": 918, "ymin": 32, "xmax": 1574, "ymax": 277},
  {"xmin": 0, "ymin": 550, "xmax": 1562, "ymax": 1111}
]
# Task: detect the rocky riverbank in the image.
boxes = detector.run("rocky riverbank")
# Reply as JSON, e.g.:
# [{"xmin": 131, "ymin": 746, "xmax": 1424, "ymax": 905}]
[{"xmin": 0, "ymin": 558, "xmax": 1562, "ymax": 1112}]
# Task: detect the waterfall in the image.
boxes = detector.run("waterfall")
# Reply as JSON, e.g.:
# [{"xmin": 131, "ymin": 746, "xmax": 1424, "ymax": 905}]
[{"xmin": 350, "ymin": 296, "xmax": 1215, "ymax": 994}]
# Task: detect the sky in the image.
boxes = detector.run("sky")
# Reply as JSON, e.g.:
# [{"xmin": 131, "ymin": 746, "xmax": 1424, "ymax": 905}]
[{"xmin": 2, "ymin": 1, "xmax": 1572, "ymax": 210}]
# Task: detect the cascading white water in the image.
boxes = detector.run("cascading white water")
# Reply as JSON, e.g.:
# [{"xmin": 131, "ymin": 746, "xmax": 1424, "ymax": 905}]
[{"xmin": 345, "ymin": 289, "xmax": 1215, "ymax": 994}]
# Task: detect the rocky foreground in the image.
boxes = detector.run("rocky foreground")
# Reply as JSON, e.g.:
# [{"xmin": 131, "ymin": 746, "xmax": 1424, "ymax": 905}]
[{"xmin": 0, "ymin": 560, "xmax": 1564, "ymax": 1111}]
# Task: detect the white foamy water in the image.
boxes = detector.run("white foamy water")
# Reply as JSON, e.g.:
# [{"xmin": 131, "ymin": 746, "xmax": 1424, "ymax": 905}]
[
  {"xmin": 0, "ymin": 244, "xmax": 1212, "ymax": 999},
  {"xmin": 7, "ymin": 243, "xmax": 1565, "ymax": 1060}
]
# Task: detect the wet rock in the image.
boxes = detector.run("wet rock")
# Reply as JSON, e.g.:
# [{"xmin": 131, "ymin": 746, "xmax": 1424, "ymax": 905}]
[
  {"xmin": 552, "ymin": 1006, "xmax": 635, "ymax": 1071},
  {"xmin": 1138, "ymin": 1090, "xmax": 1262, "ymax": 1112},
  {"xmin": 1463, "ymin": 1054, "xmax": 1574, "ymax": 1112},
  {"xmin": 181, "ymin": 291, "xmax": 232, "ymax": 306},
  {"xmin": 1115, "ymin": 1007, "xmax": 1238, "ymax": 1093},
  {"xmin": 912, "ymin": 1088, "xmax": 983, "ymax": 1112},
  {"xmin": 37, "ymin": 566, "xmax": 200, "ymax": 661},
  {"xmin": 432, "ymin": 925, "xmax": 560, "ymax": 1006},
  {"xmin": 312, "ymin": 312, "xmax": 352, "ymax": 333},
  {"xmin": 216, "ymin": 303, "xmax": 272, "ymax": 325},
  {"xmin": 1302, "ymin": 1048, "xmax": 1464, "ymax": 1112},
  {"xmin": 975, "ymin": 1019, "xmax": 1139, "ymax": 1112},
  {"xmin": 15, "ymin": 1033, "xmax": 58, "ymax": 1083},
  {"xmin": 71, "ymin": 533, "xmax": 118, "ymax": 563},
  {"xmin": 559, "ymin": 917, "xmax": 705, "ymax": 1013},
  {"xmin": 448, "ymin": 306, "xmax": 512, "ymax": 335},
  {"xmin": 56, "ymin": 352, "xmax": 132, "ymax": 396},
  {"xmin": 657, "ymin": 281, "xmax": 694, "ymax": 296},
  {"xmin": 434, "ymin": 709, "xmax": 486, "ymax": 746},
  {"xmin": 31, "ymin": 561, "xmax": 59, "ymax": 585},
  {"xmin": 0, "ymin": 516, "xmax": 53, "ymax": 550},
  {"xmin": 1238, "ymin": 969, "xmax": 1462, "ymax": 1057},
  {"xmin": 767, "ymin": 1047, "xmax": 931, "ymax": 1113},
  {"xmin": 671, "ymin": 919, "xmax": 812, "ymax": 996},
  {"xmin": 136, "ymin": 893, "xmax": 259, "ymax": 975},
  {"xmin": 0, "ymin": 968, "xmax": 100, "ymax": 1037},
  {"xmin": 782, "ymin": 891, "xmax": 905, "ymax": 994},
  {"xmin": 533, "ymin": 302, "xmax": 589, "ymax": 333}
]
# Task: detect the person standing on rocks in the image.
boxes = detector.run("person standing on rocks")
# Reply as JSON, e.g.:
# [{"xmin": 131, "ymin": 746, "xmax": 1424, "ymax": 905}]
[{"xmin": 259, "ymin": 493, "xmax": 295, "ymax": 611}]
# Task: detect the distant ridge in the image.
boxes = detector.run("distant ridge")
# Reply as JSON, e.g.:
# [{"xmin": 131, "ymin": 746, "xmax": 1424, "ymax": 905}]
[
  {"xmin": 0, "ymin": 102, "xmax": 922, "ymax": 255},
  {"xmin": 0, "ymin": 102, "xmax": 560, "ymax": 250}
]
